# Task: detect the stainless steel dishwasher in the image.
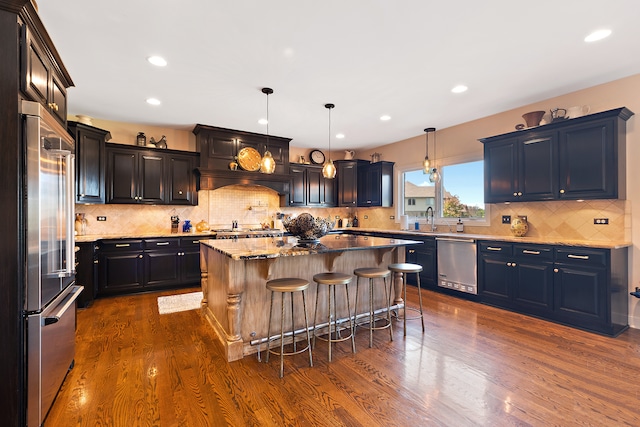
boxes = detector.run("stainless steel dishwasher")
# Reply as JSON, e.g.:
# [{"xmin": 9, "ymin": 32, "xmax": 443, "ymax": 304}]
[{"xmin": 436, "ymin": 237, "xmax": 477, "ymax": 295}]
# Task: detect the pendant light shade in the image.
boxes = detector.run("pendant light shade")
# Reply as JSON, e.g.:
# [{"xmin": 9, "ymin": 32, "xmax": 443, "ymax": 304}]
[
  {"xmin": 322, "ymin": 103, "xmax": 337, "ymax": 179},
  {"xmin": 423, "ymin": 127, "xmax": 434, "ymax": 174},
  {"xmin": 260, "ymin": 87, "xmax": 276, "ymax": 174}
]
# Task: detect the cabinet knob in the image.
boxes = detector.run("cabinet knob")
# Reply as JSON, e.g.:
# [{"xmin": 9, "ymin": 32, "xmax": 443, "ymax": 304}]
[
  {"xmin": 48, "ymin": 102, "xmax": 59, "ymax": 111},
  {"xmin": 506, "ymin": 262, "xmax": 511, "ymax": 266},
  {"xmin": 560, "ymin": 189, "xmax": 565, "ymax": 194},
  {"xmin": 93, "ymin": 260, "xmax": 99, "ymax": 264},
  {"xmin": 512, "ymin": 263, "xmax": 517, "ymax": 267},
  {"xmin": 517, "ymin": 192, "xmax": 522, "ymax": 196},
  {"xmin": 138, "ymin": 254, "xmax": 143, "ymax": 258},
  {"xmin": 513, "ymin": 192, "xmax": 518, "ymax": 196},
  {"xmin": 178, "ymin": 191, "xmax": 183, "ymax": 195},
  {"xmin": 554, "ymin": 268, "xmax": 559, "ymax": 273}
]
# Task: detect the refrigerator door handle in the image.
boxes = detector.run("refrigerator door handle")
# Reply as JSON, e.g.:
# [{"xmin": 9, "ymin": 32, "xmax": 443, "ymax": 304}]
[
  {"xmin": 42, "ymin": 285, "xmax": 83, "ymax": 326},
  {"xmin": 65, "ymin": 152, "xmax": 76, "ymax": 276}
]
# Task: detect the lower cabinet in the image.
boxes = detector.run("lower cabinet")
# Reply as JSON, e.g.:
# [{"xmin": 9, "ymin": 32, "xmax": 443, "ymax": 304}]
[
  {"xmin": 75, "ymin": 241, "xmax": 98, "ymax": 308},
  {"xmin": 479, "ymin": 241, "xmax": 628, "ymax": 336},
  {"xmin": 405, "ymin": 237, "xmax": 437, "ymax": 290},
  {"xmin": 95, "ymin": 236, "xmax": 207, "ymax": 297}
]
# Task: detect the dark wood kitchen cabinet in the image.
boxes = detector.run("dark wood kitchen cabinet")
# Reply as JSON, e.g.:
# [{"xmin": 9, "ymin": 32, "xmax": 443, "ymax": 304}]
[
  {"xmin": 105, "ymin": 143, "xmax": 198, "ymax": 205},
  {"xmin": 193, "ymin": 124, "xmax": 291, "ymax": 175},
  {"xmin": 405, "ymin": 236, "xmax": 437, "ymax": 290},
  {"xmin": 336, "ymin": 160, "xmax": 362, "ymax": 207},
  {"xmin": 68, "ymin": 122, "xmax": 110, "ymax": 204},
  {"xmin": 75, "ymin": 241, "xmax": 98, "ymax": 307},
  {"xmin": 481, "ymin": 107, "xmax": 633, "ymax": 203},
  {"xmin": 283, "ymin": 164, "xmax": 336, "ymax": 207},
  {"xmin": 20, "ymin": 14, "xmax": 73, "ymax": 125},
  {"xmin": 357, "ymin": 161, "xmax": 394, "ymax": 207},
  {"xmin": 96, "ymin": 236, "xmax": 208, "ymax": 296},
  {"xmin": 479, "ymin": 240, "xmax": 628, "ymax": 336}
]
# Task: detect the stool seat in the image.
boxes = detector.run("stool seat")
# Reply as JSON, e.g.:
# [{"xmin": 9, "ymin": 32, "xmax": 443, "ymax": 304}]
[
  {"xmin": 388, "ymin": 263, "xmax": 423, "ymax": 274},
  {"xmin": 354, "ymin": 268, "xmax": 391, "ymax": 279},
  {"xmin": 266, "ymin": 278, "xmax": 309, "ymax": 293},
  {"xmin": 313, "ymin": 272, "xmax": 352, "ymax": 286}
]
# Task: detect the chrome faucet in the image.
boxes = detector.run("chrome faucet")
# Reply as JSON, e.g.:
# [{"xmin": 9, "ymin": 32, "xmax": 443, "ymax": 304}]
[{"xmin": 426, "ymin": 207, "xmax": 436, "ymax": 231}]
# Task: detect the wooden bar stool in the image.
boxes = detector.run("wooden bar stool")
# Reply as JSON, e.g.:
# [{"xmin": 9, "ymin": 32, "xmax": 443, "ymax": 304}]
[
  {"xmin": 312, "ymin": 272, "xmax": 355, "ymax": 362},
  {"xmin": 353, "ymin": 268, "xmax": 393, "ymax": 347},
  {"xmin": 265, "ymin": 277, "xmax": 313, "ymax": 378},
  {"xmin": 388, "ymin": 263, "xmax": 425, "ymax": 336}
]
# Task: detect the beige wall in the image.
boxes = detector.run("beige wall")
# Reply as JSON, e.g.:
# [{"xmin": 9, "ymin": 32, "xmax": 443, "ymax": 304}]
[{"xmin": 73, "ymin": 73, "xmax": 640, "ymax": 329}]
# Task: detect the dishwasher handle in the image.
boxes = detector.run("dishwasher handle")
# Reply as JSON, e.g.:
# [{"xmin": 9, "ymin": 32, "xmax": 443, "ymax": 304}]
[{"xmin": 436, "ymin": 237, "xmax": 476, "ymax": 243}]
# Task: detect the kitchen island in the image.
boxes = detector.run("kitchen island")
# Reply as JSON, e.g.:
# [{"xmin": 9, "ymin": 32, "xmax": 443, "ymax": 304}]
[{"xmin": 199, "ymin": 234, "xmax": 421, "ymax": 361}]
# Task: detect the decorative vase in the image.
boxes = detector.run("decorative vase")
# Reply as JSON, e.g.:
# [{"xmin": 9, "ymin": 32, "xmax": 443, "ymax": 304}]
[
  {"xmin": 510, "ymin": 216, "xmax": 529, "ymax": 237},
  {"xmin": 522, "ymin": 111, "xmax": 545, "ymax": 128}
]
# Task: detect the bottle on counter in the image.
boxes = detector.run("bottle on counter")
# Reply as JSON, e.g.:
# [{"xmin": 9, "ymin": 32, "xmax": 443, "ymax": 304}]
[
  {"xmin": 337, "ymin": 218, "xmax": 343, "ymax": 228},
  {"xmin": 456, "ymin": 218, "xmax": 464, "ymax": 233},
  {"xmin": 183, "ymin": 220, "xmax": 192, "ymax": 233},
  {"xmin": 352, "ymin": 215, "xmax": 359, "ymax": 227}
]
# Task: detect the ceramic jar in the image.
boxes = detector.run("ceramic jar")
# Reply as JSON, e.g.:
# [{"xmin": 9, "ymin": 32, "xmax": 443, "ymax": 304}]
[{"xmin": 510, "ymin": 216, "xmax": 529, "ymax": 237}]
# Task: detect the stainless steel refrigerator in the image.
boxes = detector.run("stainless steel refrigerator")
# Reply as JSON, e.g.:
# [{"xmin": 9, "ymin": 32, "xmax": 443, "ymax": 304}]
[{"xmin": 22, "ymin": 100, "xmax": 84, "ymax": 427}]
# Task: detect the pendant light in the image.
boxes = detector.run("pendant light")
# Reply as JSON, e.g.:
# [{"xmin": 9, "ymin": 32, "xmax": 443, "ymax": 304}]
[
  {"xmin": 322, "ymin": 103, "xmax": 337, "ymax": 179},
  {"xmin": 428, "ymin": 127, "xmax": 440, "ymax": 183},
  {"xmin": 260, "ymin": 87, "xmax": 276, "ymax": 174},
  {"xmin": 423, "ymin": 127, "xmax": 434, "ymax": 174}
]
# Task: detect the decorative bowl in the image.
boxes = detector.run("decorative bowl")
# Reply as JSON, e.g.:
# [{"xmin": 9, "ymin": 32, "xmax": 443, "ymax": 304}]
[{"xmin": 282, "ymin": 213, "xmax": 334, "ymax": 242}]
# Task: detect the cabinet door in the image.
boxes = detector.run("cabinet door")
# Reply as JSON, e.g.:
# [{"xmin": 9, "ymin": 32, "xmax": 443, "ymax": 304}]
[
  {"xmin": 138, "ymin": 153, "xmax": 165, "ymax": 203},
  {"xmin": 180, "ymin": 237, "xmax": 204, "ymax": 284},
  {"xmin": 288, "ymin": 165, "xmax": 307, "ymax": 206},
  {"xmin": 50, "ymin": 74, "xmax": 67, "ymax": 123},
  {"xmin": 75, "ymin": 127, "xmax": 106, "ymax": 204},
  {"xmin": 23, "ymin": 29, "xmax": 49, "ymax": 106},
  {"xmin": 98, "ymin": 251, "xmax": 144, "ymax": 295},
  {"xmin": 167, "ymin": 154, "xmax": 197, "ymax": 205},
  {"xmin": 413, "ymin": 240, "xmax": 437, "ymax": 289},
  {"xmin": 479, "ymin": 254, "xmax": 512, "ymax": 306},
  {"xmin": 145, "ymin": 250, "xmax": 181, "ymax": 288},
  {"xmin": 484, "ymin": 139, "xmax": 518, "ymax": 203},
  {"xmin": 337, "ymin": 161, "xmax": 358, "ymax": 207},
  {"xmin": 513, "ymin": 260, "xmax": 554, "ymax": 314},
  {"xmin": 107, "ymin": 149, "xmax": 138, "ymax": 203},
  {"xmin": 558, "ymin": 119, "xmax": 616, "ymax": 199},
  {"xmin": 75, "ymin": 242, "xmax": 96, "ymax": 308},
  {"xmin": 554, "ymin": 264, "xmax": 607, "ymax": 327},
  {"xmin": 519, "ymin": 132, "xmax": 556, "ymax": 201},
  {"xmin": 306, "ymin": 166, "xmax": 336, "ymax": 206}
]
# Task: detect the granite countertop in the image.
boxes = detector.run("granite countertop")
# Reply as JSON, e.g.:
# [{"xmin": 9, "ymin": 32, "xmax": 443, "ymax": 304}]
[
  {"xmin": 200, "ymin": 234, "xmax": 421, "ymax": 260},
  {"xmin": 337, "ymin": 227, "xmax": 631, "ymax": 249},
  {"xmin": 75, "ymin": 228, "xmax": 630, "ymax": 249}
]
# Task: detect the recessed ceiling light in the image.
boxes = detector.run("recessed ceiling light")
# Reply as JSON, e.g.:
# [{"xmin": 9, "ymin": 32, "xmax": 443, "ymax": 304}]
[
  {"xmin": 258, "ymin": 118, "xmax": 268, "ymax": 125},
  {"xmin": 336, "ymin": 133, "xmax": 345, "ymax": 139},
  {"xmin": 147, "ymin": 56, "xmax": 167, "ymax": 67},
  {"xmin": 380, "ymin": 115, "xmax": 391, "ymax": 121},
  {"xmin": 584, "ymin": 29, "xmax": 612, "ymax": 43},
  {"xmin": 451, "ymin": 85, "xmax": 468, "ymax": 94},
  {"xmin": 146, "ymin": 98, "xmax": 161, "ymax": 106}
]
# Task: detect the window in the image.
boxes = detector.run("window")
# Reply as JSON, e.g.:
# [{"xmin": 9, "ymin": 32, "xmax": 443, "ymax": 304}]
[{"xmin": 399, "ymin": 160, "xmax": 487, "ymax": 224}]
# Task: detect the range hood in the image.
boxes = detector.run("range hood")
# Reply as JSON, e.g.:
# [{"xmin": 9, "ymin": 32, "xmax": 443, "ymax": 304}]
[
  {"xmin": 193, "ymin": 123, "xmax": 292, "ymax": 194},
  {"xmin": 195, "ymin": 168, "xmax": 290, "ymax": 194}
]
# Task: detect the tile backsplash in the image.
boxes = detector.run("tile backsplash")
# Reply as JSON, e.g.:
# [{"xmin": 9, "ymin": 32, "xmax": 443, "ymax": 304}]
[{"xmin": 76, "ymin": 186, "xmax": 630, "ymax": 242}]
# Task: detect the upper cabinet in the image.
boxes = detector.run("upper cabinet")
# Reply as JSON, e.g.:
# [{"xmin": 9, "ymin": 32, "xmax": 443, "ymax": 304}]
[
  {"xmin": 68, "ymin": 122, "xmax": 111, "ymax": 204},
  {"xmin": 481, "ymin": 108, "xmax": 634, "ymax": 203},
  {"xmin": 336, "ymin": 160, "xmax": 394, "ymax": 207},
  {"xmin": 105, "ymin": 143, "xmax": 198, "ymax": 205},
  {"xmin": 282, "ymin": 164, "xmax": 336, "ymax": 207},
  {"xmin": 19, "ymin": 7, "xmax": 73, "ymax": 125}
]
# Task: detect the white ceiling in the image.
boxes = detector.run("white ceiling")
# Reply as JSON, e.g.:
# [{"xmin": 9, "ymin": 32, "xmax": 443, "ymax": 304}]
[{"xmin": 38, "ymin": 1, "xmax": 640, "ymax": 150}]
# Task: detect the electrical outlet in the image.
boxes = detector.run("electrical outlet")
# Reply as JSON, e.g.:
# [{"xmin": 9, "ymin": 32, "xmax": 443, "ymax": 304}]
[
  {"xmin": 502, "ymin": 215, "xmax": 511, "ymax": 224},
  {"xmin": 594, "ymin": 218, "xmax": 609, "ymax": 224},
  {"xmin": 363, "ymin": 215, "xmax": 368, "ymax": 219},
  {"xmin": 335, "ymin": 215, "xmax": 340, "ymax": 219},
  {"xmin": 97, "ymin": 216, "xmax": 107, "ymax": 221},
  {"xmin": 390, "ymin": 215, "xmax": 395, "ymax": 220}
]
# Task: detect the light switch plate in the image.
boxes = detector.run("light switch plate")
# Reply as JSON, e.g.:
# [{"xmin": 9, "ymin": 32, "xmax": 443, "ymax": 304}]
[
  {"xmin": 594, "ymin": 218, "xmax": 609, "ymax": 224},
  {"xmin": 502, "ymin": 215, "xmax": 511, "ymax": 224},
  {"xmin": 97, "ymin": 216, "xmax": 107, "ymax": 221}
]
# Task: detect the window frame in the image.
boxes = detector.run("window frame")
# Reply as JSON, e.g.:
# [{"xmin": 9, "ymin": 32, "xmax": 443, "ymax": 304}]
[{"xmin": 395, "ymin": 155, "xmax": 490, "ymax": 227}]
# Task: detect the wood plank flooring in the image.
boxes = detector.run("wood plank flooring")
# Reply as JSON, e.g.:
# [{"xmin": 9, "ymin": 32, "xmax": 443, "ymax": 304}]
[{"xmin": 47, "ymin": 286, "xmax": 640, "ymax": 426}]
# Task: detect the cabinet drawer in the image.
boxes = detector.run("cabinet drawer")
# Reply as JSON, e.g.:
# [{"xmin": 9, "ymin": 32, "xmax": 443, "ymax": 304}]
[
  {"xmin": 555, "ymin": 248, "xmax": 607, "ymax": 266},
  {"xmin": 514, "ymin": 244, "xmax": 553, "ymax": 260},
  {"xmin": 180, "ymin": 236, "xmax": 210, "ymax": 248},
  {"xmin": 99, "ymin": 239, "xmax": 144, "ymax": 252},
  {"xmin": 145, "ymin": 238, "xmax": 180, "ymax": 250},
  {"xmin": 479, "ymin": 241, "xmax": 512, "ymax": 256}
]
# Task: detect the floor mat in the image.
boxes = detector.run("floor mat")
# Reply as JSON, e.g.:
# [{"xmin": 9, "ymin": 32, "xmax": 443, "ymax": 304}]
[{"xmin": 157, "ymin": 291, "xmax": 203, "ymax": 314}]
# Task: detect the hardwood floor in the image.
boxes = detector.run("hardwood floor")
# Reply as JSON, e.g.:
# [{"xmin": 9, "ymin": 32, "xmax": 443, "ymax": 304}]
[{"xmin": 47, "ymin": 286, "xmax": 640, "ymax": 426}]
